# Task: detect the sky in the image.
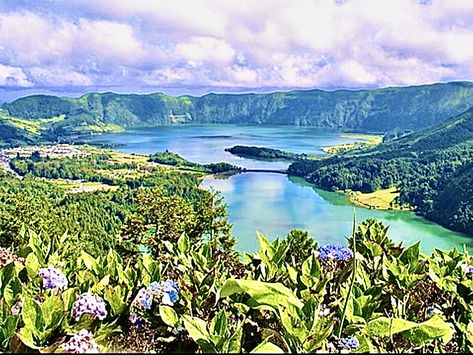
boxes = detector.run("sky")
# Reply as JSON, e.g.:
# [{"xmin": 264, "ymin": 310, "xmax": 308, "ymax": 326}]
[{"xmin": 0, "ymin": 0, "xmax": 473, "ymax": 102}]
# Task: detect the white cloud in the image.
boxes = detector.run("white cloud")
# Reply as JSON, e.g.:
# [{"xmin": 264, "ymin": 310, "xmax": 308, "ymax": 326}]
[
  {"xmin": 0, "ymin": 0, "xmax": 472, "ymax": 91},
  {"xmin": 28, "ymin": 67, "xmax": 93, "ymax": 86},
  {"xmin": 0, "ymin": 64, "xmax": 33, "ymax": 87},
  {"xmin": 176, "ymin": 37, "xmax": 235, "ymax": 66}
]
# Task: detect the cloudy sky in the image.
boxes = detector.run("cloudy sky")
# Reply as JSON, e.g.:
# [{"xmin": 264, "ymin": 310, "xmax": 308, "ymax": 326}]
[{"xmin": 0, "ymin": 0, "xmax": 472, "ymax": 101}]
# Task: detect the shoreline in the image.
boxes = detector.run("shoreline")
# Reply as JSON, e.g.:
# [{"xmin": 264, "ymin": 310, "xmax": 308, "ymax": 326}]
[
  {"xmin": 321, "ymin": 133, "xmax": 383, "ymax": 154},
  {"xmin": 346, "ymin": 187, "xmax": 412, "ymax": 211}
]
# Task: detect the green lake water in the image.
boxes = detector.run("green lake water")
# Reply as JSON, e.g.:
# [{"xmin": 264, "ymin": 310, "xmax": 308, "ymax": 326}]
[{"xmin": 90, "ymin": 124, "xmax": 473, "ymax": 254}]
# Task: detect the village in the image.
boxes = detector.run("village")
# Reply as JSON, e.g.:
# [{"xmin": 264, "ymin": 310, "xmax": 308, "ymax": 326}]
[{"xmin": 0, "ymin": 144, "xmax": 89, "ymax": 180}]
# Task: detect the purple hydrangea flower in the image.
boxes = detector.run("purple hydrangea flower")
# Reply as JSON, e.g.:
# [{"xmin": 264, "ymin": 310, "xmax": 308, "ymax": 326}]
[
  {"xmin": 133, "ymin": 288, "xmax": 153, "ymax": 310},
  {"xmin": 72, "ymin": 293, "xmax": 107, "ymax": 321},
  {"xmin": 60, "ymin": 329, "xmax": 100, "ymax": 353},
  {"xmin": 38, "ymin": 266, "xmax": 68, "ymax": 290},
  {"xmin": 317, "ymin": 244, "xmax": 353, "ymax": 261},
  {"xmin": 339, "ymin": 337, "xmax": 359, "ymax": 350}
]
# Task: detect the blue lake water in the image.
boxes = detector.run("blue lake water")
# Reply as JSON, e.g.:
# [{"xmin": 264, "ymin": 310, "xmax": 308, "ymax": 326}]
[{"xmin": 90, "ymin": 124, "xmax": 473, "ymax": 254}]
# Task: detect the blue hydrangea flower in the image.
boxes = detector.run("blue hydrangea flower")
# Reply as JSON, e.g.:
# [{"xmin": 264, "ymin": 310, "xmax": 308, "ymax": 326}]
[
  {"xmin": 60, "ymin": 329, "xmax": 100, "ymax": 353},
  {"xmin": 38, "ymin": 266, "xmax": 68, "ymax": 290},
  {"xmin": 317, "ymin": 244, "xmax": 353, "ymax": 261},
  {"xmin": 134, "ymin": 288, "xmax": 153, "ymax": 310},
  {"xmin": 159, "ymin": 279, "xmax": 179, "ymax": 306},
  {"xmin": 145, "ymin": 279, "xmax": 180, "ymax": 307},
  {"xmin": 129, "ymin": 313, "xmax": 143, "ymax": 327},
  {"xmin": 147, "ymin": 281, "xmax": 161, "ymax": 292},
  {"xmin": 72, "ymin": 293, "xmax": 107, "ymax": 321},
  {"xmin": 162, "ymin": 289, "xmax": 179, "ymax": 306},
  {"xmin": 339, "ymin": 337, "xmax": 359, "ymax": 350}
]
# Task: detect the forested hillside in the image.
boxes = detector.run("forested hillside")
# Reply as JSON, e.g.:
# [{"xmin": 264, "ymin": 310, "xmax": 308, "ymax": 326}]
[
  {"xmin": 2, "ymin": 82, "xmax": 473, "ymax": 146},
  {"xmin": 288, "ymin": 106, "xmax": 473, "ymax": 235}
]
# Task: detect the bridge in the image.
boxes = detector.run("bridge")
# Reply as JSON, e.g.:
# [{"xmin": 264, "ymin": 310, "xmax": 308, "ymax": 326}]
[{"xmin": 242, "ymin": 168, "xmax": 287, "ymax": 174}]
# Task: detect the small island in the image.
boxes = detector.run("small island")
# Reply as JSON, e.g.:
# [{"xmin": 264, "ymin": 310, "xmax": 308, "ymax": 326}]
[{"xmin": 225, "ymin": 145, "xmax": 309, "ymax": 161}]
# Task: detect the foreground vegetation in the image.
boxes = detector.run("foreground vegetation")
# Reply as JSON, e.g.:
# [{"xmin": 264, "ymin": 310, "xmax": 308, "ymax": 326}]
[{"xmin": 1, "ymin": 210, "xmax": 473, "ymax": 353}]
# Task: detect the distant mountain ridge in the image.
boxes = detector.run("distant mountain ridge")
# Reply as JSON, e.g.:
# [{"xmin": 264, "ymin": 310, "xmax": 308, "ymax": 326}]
[{"xmin": 2, "ymin": 82, "xmax": 473, "ymax": 145}]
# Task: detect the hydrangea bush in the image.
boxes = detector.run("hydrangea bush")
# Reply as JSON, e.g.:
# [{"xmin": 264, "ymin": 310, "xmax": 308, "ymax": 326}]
[
  {"xmin": 72, "ymin": 293, "xmax": 108, "ymax": 321},
  {"xmin": 38, "ymin": 266, "xmax": 68, "ymax": 290},
  {"xmin": 0, "ymin": 219, "xmax": 472, "ymax": 353}
]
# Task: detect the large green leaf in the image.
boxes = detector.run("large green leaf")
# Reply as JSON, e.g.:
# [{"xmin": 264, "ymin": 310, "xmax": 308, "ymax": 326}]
[
  {"xmin": 21, "ymin": 298, "xmax": 42, "ymax": 332},
  {"xmin": 404, "ymin": 315, "xmax": 454, "ymax": 346},
  {"xmin": 25, "ymin": 253, "xmax": 40, "ymax": 278},
  {"xmin": 104, "ymin": 285, "xmax": 126, "ymax": 317},
  {"xmin": 219, "ymin": 279, "xmax": 304, "ymax": 311},
  {"xmin": 159, "ymin": 305, "xmax": 179, "ymax": 328},
  {"xmin": 210, "ymin": 310, "xmax": 227, "ymax": 336},
  {"xmin": 399, "ymin": 242, "xmax": 420, "ymax": 269},
  {"xmin": 225, "ymin": 325, "xmax": 242, "ymax": 353},
  {"xmin": 80, "ymin": 251, "xmax": 98, "ymax": 272},
  {"xmin": 177, "ymin": 233, "xmax": 190, "ymax": 254},
  {"xmin": 3, "ymin": 277, "xmax": 22, "ymax": 307},
  {"xmin": 251, "ymin": 338, "xmax": 285, "ymax": 353},
  {"xmin": 367, "ymin": 315, "xmax": 454, "ymax": 345},
  {"xmin": 41, "ymin": 295, "xmax": 64, "ymax": 330},
  {"xmin": 183, "ymin": 316, "xmax": 210, "ymax": 342},
  {"xmin": 302, "ymin": 254, "xmax": 320, "ymax": 278},
  {"xmin": 279, "ymin": 304, "xmax": 308, "ymax": 341},
  {"xmin": 17, "ymin": 327, "xmax": 42, "ymax": 350}
]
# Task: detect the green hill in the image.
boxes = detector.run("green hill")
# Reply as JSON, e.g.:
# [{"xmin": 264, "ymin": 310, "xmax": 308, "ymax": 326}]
[
  {"xmin": 2, "ymin": 82, "xmax": 473, "ymax": 145},
  {"xmin": 288, "ymin": 106, "xmax": 473, "ymax": 234}
]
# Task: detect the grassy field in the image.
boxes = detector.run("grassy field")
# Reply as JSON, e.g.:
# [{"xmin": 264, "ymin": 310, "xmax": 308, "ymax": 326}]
[
  {"xmin": 0, "ymin": 113, "xmax": 66, "ymax": 134},
  {"xmin": 322, "ymin": 133, "xmax": 383, "ymax": 154},
  {"xmin": 347, "ymin": 187, "xmax": 411, "ymax": 211},
  {"xmin": 48, "ymin": 179, "xmax": 120, "ymax": 193},
  {"xmin": 72, "ymin": 122, "xmax": 124, "ymax": 133}
]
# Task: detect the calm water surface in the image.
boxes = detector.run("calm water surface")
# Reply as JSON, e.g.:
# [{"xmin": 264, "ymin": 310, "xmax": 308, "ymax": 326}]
[
  {"xmin": 91, "ymin": 125, "xmax": 473, "ymax": 253},
  {"xmin": 202, "ymin": 173, "xmax": 473, "ymax": 253},
  {"xmin": 90, "ymin": 124, "xmax": 363, "ymax": 169}
]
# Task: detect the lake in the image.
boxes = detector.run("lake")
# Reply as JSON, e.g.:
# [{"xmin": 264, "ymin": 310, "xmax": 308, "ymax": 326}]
[{"xmin": 90, "ymin": 124, "xmax": 473, "ymax": 253}]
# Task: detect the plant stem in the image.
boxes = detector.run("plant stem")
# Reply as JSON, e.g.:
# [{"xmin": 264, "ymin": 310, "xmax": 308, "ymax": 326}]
[{"xmin": 338, "ymin": 208, "xmax": 357, "ymax": 338}]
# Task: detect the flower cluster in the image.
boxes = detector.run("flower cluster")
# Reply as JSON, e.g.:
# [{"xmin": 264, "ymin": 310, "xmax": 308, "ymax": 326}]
[
  {"xmin": 134, "ymin": 288, "xmax": 153, "ymax": 310},
  {"xmin": 338, "ymin": 337, "xmax": 359, "ymax": 350},
  {"xmin": 38, "ymin": 266, "xmax": 68, "ymax": 290},
  {"xmin": 60, "ymin": 329, "xmax": 100, "ymax": 353},
  {"xmin": 317, "ymin": 244, "xmax": 353, "ymax": 261},
  {"xmin": 0, "ymin": 247, "xmax": 24, "ymax": 267},
  {"xmin": 149, "ymin": 280, "xmax": 179, "ymax": 306},
  {"xmin": 72, "ymin": 293, "xmax": 107, "ymax": 321},
  {"xmin": 132, "ymin": 279, "xmax": 180, "ymax": 312},
  {"xmin": 129, "ymin": 313, "xmax": 144, "ymax": 327}
]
